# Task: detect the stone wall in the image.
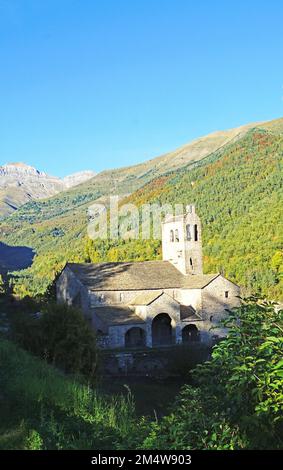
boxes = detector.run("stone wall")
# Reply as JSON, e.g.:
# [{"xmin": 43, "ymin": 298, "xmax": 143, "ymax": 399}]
[
  {"xmin": 56, "ymin": 267, "xmax": 90, "ymax": 314},
  {"xmin": 99, "ymin": 344, "xmax": 210, "ymax": 377},
  {"xmin": 145, "ymin": 293, "xmax": 182, "ymax": 346},
  {"xmin": 201, "ymin": 275, "xmax": 241, "ymax": 338},
  {"xmin": 89, "ymin": 288, "xmax": 175, "ymax": 307},
  {"xmin": 108, "ymin": 323, "xmax": 146, "ymax": 349},
  {"xmin": 174, "ymin": 288, "xmax": 202, "ymax": 313}
]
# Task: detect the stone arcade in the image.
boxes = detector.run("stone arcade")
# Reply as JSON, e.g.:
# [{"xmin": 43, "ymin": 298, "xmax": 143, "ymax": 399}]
[{"xmin": 56, "ymin": 205, "xmax": 240, "ymax": 349}]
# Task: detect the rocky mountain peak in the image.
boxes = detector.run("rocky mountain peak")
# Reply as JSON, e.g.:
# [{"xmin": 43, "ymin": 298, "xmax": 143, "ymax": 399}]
[{"xmin": 0, "ymin": 162, "xmax": 97, "ymax": 216}]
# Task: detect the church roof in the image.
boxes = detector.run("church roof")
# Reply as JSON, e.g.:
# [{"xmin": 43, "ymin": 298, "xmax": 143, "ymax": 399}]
[
  {"xmin": 180, "ymin": 305, "xmax": 203, "ymax": 321},
  {"xmin": 66, "ymin": 261, "xmax": 219, "ymax": 291},
  {"xmin": 93, "ymin": 306, "xmax": 145, "ymax": 326}
]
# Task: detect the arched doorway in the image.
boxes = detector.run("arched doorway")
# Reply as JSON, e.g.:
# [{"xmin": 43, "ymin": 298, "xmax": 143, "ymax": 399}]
[
  {"xmin": 152, "ymin": 313, "xmax": 173, "ymax": 346},
  {"xmin": 182, "ymin": 324, "xmax": 200, "ymax": 343},
  {"xmin": 125, "ymin": 327, "xmax": 146, "ymax": 348}
]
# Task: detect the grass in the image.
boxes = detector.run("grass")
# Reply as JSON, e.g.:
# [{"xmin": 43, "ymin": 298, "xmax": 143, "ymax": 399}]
[
  {"xmin": 0, "ymin": 338, "xmax": 148, "ymax": 449},
  {"xmin": 0, "ymin": 336, "xmax": 191, "ymax": 449}
]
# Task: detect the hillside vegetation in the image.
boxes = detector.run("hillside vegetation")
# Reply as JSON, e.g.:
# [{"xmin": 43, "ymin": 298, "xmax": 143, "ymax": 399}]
[{"xmin": 0, "ymin": 118, "xmax": 282, "ymax": 299}]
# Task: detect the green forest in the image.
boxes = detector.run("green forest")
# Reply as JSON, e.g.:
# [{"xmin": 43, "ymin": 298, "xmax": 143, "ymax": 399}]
[{"xmin": 1, "ymin": 126, "xmax": 282, "ymax": 301}]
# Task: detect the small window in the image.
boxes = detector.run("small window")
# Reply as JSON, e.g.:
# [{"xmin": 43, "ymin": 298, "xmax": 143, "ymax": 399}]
[
  {"xmin": 194, "ymin": 224, "xmax": 198, "ymax": 241},
  {"xmin": 210, "ymin": 315, "xmax": 213, "ymax": 322},
  {"xmin": 190, "ymin": 257, "xmax": 193, "ymax": 267},
  {"xmin": 120, "ymin": 293, "xmax": 124, "ymax": 302},
  {"xmin": 170, "ymin": 230, "xmax": 174, "ymax": 242},
  {"xmin": 225, "ymin": 291, "xmax": 229, "ymax": 299},
  {"xmin": 175, "ymin": 229, "xmax": 179, "ymax": 242}
]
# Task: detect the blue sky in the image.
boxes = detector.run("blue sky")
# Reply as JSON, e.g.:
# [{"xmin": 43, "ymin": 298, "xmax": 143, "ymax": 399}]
[{"xmin": 0, "ymin": 0, "xmax": 282, "ymax": 177}]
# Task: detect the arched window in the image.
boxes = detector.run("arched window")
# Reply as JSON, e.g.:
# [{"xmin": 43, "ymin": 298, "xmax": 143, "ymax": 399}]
[
  {"xmin": 170, "ymin": 230, "xmax": 174, "ymax": 242},
  {"xmin": 186, "ymin": 224, "xmax": 192, "ymax": 241},
  {"xmin": 175, "ymin": 229, "xmax": 180, "ymax": 242},
  {"xmin": 182, "ymin": 324, "xmax": 200, "ymax": 343},
  {"xmin": 194, "ymin": 224, "xmax": 198, "ymax": 241}
]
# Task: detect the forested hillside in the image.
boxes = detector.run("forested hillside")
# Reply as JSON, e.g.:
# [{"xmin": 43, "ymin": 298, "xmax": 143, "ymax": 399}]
[
  {"xmin": 122, "ymin": 127, "xmax": 283, "ymax": 299},
  {"xmin": 0, "ymin": 119, "xmax": 282, "ymax": 300}
]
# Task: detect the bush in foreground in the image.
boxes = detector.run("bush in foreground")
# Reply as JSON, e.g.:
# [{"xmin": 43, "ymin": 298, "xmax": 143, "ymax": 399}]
[
  {"xmin": 11, "ymin": 303, "xmax": 97, "ymax": 379},
  {"xmin": 143, "ymin": 298, "xmax": 283, "ymax": 449}
]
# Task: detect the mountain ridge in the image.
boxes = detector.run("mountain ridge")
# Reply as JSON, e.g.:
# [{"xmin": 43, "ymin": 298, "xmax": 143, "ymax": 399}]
[{"xmin": 0, "ymin": 163, "xmax": 96, "ymax": 216}]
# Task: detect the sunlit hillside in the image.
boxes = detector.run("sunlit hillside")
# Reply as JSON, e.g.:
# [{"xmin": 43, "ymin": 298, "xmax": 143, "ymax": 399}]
[{"xmin": 0, "ymin": 118, "xmax": 282, "ymax": 300}]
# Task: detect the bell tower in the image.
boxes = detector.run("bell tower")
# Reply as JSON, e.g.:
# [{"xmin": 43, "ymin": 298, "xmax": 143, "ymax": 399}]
[{"xmin": 161, "ymin": 204, "xmax": 203, "ymax": 275}]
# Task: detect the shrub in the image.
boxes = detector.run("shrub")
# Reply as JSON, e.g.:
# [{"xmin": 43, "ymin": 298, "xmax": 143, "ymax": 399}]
[
  {"xmin": 11, "ymin": 303, "xmax": 97, "ymax": 379},
  {"xmin": 143, "ymin": 298, "xmax": 283, "ymax": 450}
]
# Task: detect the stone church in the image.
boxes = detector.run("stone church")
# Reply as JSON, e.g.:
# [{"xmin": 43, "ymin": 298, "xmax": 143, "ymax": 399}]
[{"xmin": 56, "ymin": 205, "xmax": 240, "ymax": 349}]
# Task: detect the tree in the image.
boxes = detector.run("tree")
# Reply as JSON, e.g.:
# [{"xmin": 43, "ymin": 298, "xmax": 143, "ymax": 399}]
[
  {"xmin": 143, "ymin": 298, "xmax": 283, "ymax": 450},
  {"xmin": 12, "ymin": 303, "xmax": 97, "ymax": 380}
]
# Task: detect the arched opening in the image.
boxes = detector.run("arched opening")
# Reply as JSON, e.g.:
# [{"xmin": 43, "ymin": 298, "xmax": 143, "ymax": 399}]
[
  {"xmin": 152, "ymin": 313, "xmax": 173, "ymax": 346},
  {"xmin": 175, "ymin": 229, "xmax": 180, "ymax": 242},
  {"xmin": 125, "ymin": 327, "xmax": 146, "ymax": 348},
  {"xmin": 170, "ymin": 230, "xmax": 174, "ymax": 242},
  {"xmin": 194, "ymin": 224, "xmax": 198, "ymax": 241},
  {"xmin": 182, "ymin": 324, "xmax": 200, "ymax": 343},
  {"xmin": 186, "ymin": 224, "xmax": 191, "ymax": 241}
]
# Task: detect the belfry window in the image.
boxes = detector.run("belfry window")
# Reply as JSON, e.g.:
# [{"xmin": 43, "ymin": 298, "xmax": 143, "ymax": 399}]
[
  {"xmin": 175, "ymin": 229, "xmax": 180, "ymax": 242},
  {"xmin": 186, "ymin": 224, "xmax": 191, "ymax": 241},
  {"xmin": 98, "ymin": 294, "xmax": 105, "ymax": 303},
  {"xmin": 170, "ymin": 230, "xmax": 174, "ymax": 242},
  {"xmin": 190, "ymin": 257, "xmax": 193, "ymax": 268},
  {"xmin": 194, "ymin": 224, "xmax": 198, "ymax": 241}
]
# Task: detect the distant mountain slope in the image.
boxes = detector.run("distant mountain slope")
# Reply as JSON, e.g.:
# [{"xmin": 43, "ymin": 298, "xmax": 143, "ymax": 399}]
[
  {"xmin": 70, "ymin": 120, "xmax": 263, "ymax": 199},
  {"xmin": 63, "ymin": 170, "xmax": 96, "ymax": 188},
  {"xmin": 0, "ymin": 117, "xmax": 282, "ymax": 299},
  {"xmin": 0, "ymin": 120, "xmax": 267, "ymax": 224},
  {"xmin": 0, "ymin": 163, "xmax": 96, "ymax": 216}
]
